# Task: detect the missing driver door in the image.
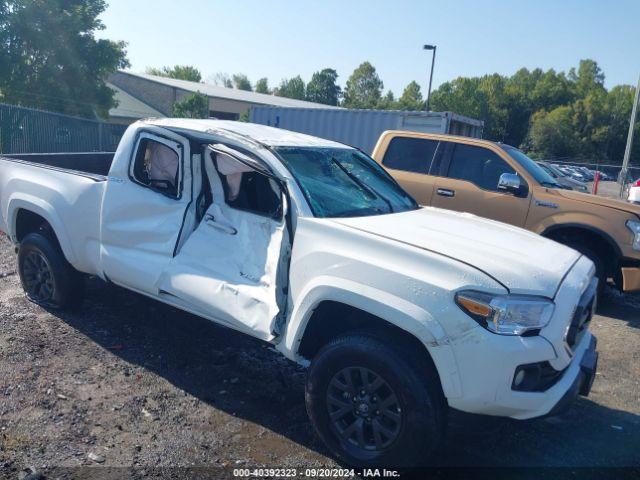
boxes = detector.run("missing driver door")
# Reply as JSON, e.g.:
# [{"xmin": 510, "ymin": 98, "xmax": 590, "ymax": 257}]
[{"xmin": 156, "ymin": 145, "xmax": 289, "ymax": 341}]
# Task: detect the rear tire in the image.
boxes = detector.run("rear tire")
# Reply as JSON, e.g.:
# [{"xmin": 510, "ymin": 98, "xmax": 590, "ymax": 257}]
[
  {"xmin": 305, "ymin": 333, "xmax": 445, "ymax": 467},
  {"xmin": 18, "ymin": 232, "xmax": 84, "ymax": 310}
]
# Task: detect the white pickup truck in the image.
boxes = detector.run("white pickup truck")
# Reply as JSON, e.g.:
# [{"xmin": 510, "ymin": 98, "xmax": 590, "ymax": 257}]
[{"xmin": 0, "ymin": 119, "xmax": 598, "ymax": 466}]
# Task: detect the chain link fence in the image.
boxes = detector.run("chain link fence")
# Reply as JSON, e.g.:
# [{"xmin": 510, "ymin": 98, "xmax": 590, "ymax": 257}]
[{"xmin": 0, "ymin": 103, "xmax": 127, "ymax": 154}]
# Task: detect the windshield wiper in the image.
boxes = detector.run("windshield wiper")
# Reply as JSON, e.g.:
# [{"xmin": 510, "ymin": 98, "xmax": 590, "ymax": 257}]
[
  {"xmin": 540, "ymin": 181, "xmax": 561, "ymax": 188},
  {"xmin": 329, "ymin": 157, "xmax": 394, "ymax": 213}
]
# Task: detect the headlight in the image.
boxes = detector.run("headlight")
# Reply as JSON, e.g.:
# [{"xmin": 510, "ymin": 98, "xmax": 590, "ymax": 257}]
[
  {"xmin": 626, "ymin": 220, "xmax": 640, "ymax": 250},
  {"xmin": 455, "ymin": 290, "xmax": 554, "ymax": 336}
]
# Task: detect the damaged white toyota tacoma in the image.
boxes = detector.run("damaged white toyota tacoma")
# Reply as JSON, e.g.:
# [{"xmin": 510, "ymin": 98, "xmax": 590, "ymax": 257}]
[{"xmin": 0, "ymin": 119, "xmax": 598, "ymax": 466}]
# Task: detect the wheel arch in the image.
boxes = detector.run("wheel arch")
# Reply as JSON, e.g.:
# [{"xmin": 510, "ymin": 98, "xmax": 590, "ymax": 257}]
[
  {"xmin": 9, "ymin": 196, "xmax": 77, "ymax": 265},
  {"xmin": 541, "ymin": 223, "xmax": 621, "ymax": 276},
  {"xmin": 281, "ymin": 280, "xmax": 462, "ymax": 399}
]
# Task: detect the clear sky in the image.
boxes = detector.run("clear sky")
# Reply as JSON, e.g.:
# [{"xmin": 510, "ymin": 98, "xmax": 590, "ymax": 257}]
[{"xmin": 98, "ymin": 0, "xmax": 639, "ymax": 96}]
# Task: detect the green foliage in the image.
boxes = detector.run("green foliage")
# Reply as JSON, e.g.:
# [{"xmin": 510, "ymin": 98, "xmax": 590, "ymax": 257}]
[
  {"xmin": 604, "ymin": 85, "xmax": 640, "ymax": 162},
  {"xmin": 212, "ymin": 72, "xmax": 233, "ymax": 88},
  {"xmin": 526, "ymin": 85, "xmax": 640, "ymax": 163},
  {"xmin": 343, "ymin": 62, "xmax": 383, "ymax": 109},
  {"xmin": 431, "ymin": 75, "xmax": 509, "ymax": 141},
  {"xmin": 0, "ymin": 0, "xmax": 129, "ymax": 118},
  {"xmin": 431, "ymin": 59, "xmax": 638, "ymax": 164},
  {"xmin": 377, "ymin": 90, "xmax": 398, "ymax": 110},
  {"xmin": 146, "ymin": 65, "xmax": 202, "ymax": 82},
  {"xmin": 255, "ymin": 78, "xmax": 270, "ymax": 94},
  {"xmin": 569, "ymin": 59, "xmax": 605, "ymax": 98},
  {"xmin": 172, "ymin": 91, "xmax": 208, "ymax": 119},
  {"xmin": 526, "ymin": 106, "xmax": 581, "ymax": 158},
  {"xmin": 232, "ymin": 73, "xmax": 252, "ymax": 91},
  {"xmin": 275, "ymin": 76, "xmax": 306, "ymax": 100},
  {"xmin": 397, "ymin": 81, "xmax": 424, "ymax": 111},
  {"xmin": 306, "ymin": 68, "xmax": 341, "ymax": 106}
]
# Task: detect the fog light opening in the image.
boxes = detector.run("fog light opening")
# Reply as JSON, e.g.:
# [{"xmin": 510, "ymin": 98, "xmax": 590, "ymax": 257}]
[{"xmin": 514, "ymin": 369, "xmax": 526, "ymax": 388}]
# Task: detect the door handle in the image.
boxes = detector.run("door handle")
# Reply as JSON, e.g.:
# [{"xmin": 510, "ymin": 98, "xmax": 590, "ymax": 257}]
[
  {"xmin": 204, "ymin": 214, "xmax": 237, "ymax": 235},
  {"xmin": 437, "ymin": 188, "xmax": 455, "ymax": 197}
]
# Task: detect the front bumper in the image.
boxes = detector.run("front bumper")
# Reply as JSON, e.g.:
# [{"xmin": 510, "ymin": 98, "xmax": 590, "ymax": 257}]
[
  {"xmin": 448, "ymin": 329, "xmax": 597, "ymax": 420},
  {"xmin": 545, "ymin": 335, "xmax": 598, "ymax": 417}
]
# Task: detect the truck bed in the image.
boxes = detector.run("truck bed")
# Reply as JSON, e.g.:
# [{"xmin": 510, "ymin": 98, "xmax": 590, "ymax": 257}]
[
  {"xmin": 0, "ymin": 152, "xmax": 114, "ymax": 178},
  {"xmin": 0, "ymin": 153, "xmax": 109, "ymax": 276}
]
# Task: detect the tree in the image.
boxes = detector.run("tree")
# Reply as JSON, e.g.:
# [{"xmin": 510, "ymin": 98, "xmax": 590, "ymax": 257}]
[
  {"xmin": 211, "ymin": 72, "xmax": 233, "ymax": 88},
  {"xmin": 605, "ymin": 85, "xmax": 640, "ymax": 163},
  {"xmin": 275, "ymin": 76, "xmax": 306, "ymax": 100},
  {"xmin": 172, "ymin": 92, "xmax": 208, "ymax": 118},
  {"xmin": 397, "ymin": 81, "xmax": 424, "ymax": 111},
  {"xmin": 232, "ymin": 73, "xmax": 252, "ymax": 91},
  {"xmin": 502, "ymin": 67, "xmax": 574, "ymax": 147},
  {"xmin": 526, "ymin": 106, "xmax": 581, "ymax": 159},
  {"xmin": 0, "ymin": 0, "xmax": 129, "ymax": 118},
  {"xmin": 377, "ymin": 90, "xmax": 397, "ymax": 110},
  {"xmin": 430, "ymin": 77, "xmax": 496, "ymax": 136},
  {"xmin": 431, "ymin": 62, "xmax": 599, "ymax": 146},
  {"xmin": 569, "ymin": 59, "xmax": 605, "ymax": 98},
  {"xmin": 146, "ymin": 65, "xmax": 202, "ymax": 82},
  {"xmin": 306, "ymin": 68, "xmax": 341, "ymax": 106},
  {"xmin": 255, "ymin": 77, "xmax": 270, "ymax": 94},
  {"xmin": 530, "ymin": 69, "xmax": 574, "ymax": 112},
  {"xmin": 342, "ymin": 62, "xmax": 383, "ymax": 109}
]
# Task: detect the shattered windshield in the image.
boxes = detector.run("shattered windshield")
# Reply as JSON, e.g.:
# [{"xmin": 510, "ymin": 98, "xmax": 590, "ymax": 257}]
[{"xmin": 276, "ymin": 147, "xmax": 418, "ymax": 218}]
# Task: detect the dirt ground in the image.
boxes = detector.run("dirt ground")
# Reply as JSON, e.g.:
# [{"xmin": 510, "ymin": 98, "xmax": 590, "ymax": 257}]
[{"xmin": 0, "ymin": 234, "xmax": 639, "ymax": 478}]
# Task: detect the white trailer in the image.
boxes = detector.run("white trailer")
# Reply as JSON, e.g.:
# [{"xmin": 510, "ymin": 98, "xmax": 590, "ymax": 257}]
[{"xmin": 249, "ymin": 106, "xmax": 484, "ymax": 153}]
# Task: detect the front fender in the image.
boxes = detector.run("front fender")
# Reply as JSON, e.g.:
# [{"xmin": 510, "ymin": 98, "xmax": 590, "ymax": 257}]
[
  {"xmin": 7, "ymin": 193, "xmax": 78, "ymax": 266},
  {"xmin": 278, "ymin": 275, "xmax": 463, "ymax": 399}
]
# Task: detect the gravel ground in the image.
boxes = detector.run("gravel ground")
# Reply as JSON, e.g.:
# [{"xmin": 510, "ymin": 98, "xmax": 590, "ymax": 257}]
[{"xmin": 0, "ymin": 234, "xmax": 639, "ymax": 478}]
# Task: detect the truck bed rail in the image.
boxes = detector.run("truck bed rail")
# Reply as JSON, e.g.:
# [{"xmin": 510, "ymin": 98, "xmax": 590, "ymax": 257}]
[{"xmin": 0, "ymin": 152, "xmax": 114, "ymax": 176}]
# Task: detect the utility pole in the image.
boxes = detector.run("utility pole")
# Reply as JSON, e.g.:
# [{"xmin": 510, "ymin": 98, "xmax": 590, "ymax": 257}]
[
  {"xmin": 423, "ymin": 45, "xmax": 437, "ymax": 112},
  {"xmin": 620, "ymin": 72, "xmax": 640, "ymax": 197}
]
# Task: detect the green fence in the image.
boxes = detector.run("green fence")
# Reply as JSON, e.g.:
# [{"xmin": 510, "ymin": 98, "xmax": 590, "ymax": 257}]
[{"xmin": 0, "ymin": 103, "xmax": 128, "ymax": 154}]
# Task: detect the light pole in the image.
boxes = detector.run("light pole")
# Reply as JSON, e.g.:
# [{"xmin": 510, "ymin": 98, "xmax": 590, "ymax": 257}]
[
  {"xmin": 423, "ymin": 44, "xmax": 437, "ymax": 112},
  {"xmin": 619, "ymin": 72, "xmax": 640, "ymax": 197}
]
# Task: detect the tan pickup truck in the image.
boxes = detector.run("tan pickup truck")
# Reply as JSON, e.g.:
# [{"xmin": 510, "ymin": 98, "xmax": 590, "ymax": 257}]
[{"xmin": 372, "ymin": 131, "xmax": 640, "ymax": 295}]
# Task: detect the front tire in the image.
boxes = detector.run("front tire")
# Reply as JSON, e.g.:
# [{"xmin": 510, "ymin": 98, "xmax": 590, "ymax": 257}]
[
  {"xmin": 18, "ymin": 232, "xmax": 84, "ymax": 309},
  {"xmin": 305, "ymin": 333, "xmax": 445, "ymax": 467}
]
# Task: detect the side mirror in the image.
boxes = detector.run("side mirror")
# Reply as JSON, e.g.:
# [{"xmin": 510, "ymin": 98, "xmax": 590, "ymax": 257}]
[{"xmin": 498, "ymin": 173, "xmax": 521, "ymax": 194}]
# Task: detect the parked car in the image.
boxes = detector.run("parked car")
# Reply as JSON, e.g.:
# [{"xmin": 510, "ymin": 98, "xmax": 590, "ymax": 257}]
[
  {"xmin": 567, "ymin": 167, "xmax": 588, "ymax": 182},
  {"xmin": 536, "ymin": 161, "xmax": 589, "ymax": 192},
  {"xmin": 372, "ymin": 131, "xmax": 640, "ymax": 296},
  {"xmin": 0, "ymin": 119, "xmax": 598, "ymax": 467},
  {"xmin": 576, "ymin": 166, "xmax": 595, "ymax": 182},
  {"xmin": 556, "ymin": 165, "xmax": 587, "ymax": 182}
]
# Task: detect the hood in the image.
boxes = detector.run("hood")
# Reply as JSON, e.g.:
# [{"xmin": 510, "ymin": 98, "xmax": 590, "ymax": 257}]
[
  {"xmin": 334, "ymin": 207, "xmax": 581, "ymax": 297},
  {"xmin": 554, "ymin": 188, "xmax": 640, "ymax": 215}
]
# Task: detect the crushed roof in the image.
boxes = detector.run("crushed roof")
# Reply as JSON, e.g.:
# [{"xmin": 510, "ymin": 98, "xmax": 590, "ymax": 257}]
[{"xmin": 144, "ymin": 118, "xmax": 351, "ymax": 148}]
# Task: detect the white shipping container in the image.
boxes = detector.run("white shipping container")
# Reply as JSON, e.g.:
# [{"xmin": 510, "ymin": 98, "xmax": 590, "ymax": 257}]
[{"xmin": 249, "ymin": 107, "xmax": 483, "ymax": 154}]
